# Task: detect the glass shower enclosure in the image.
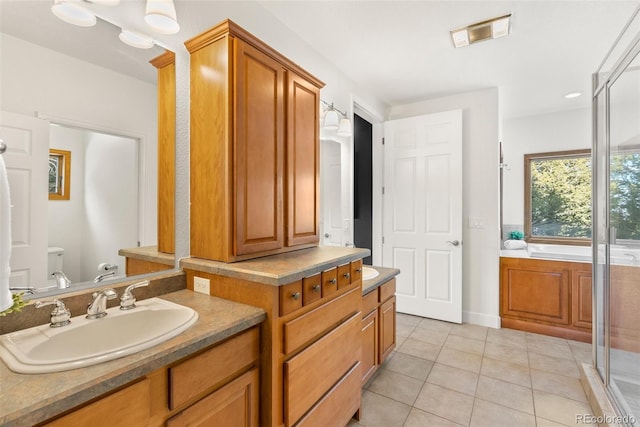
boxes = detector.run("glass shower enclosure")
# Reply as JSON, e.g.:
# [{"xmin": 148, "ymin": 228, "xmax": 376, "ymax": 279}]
[{"xmin": 593, "ymin": 6, "xmax": 640, "ymax": 425}]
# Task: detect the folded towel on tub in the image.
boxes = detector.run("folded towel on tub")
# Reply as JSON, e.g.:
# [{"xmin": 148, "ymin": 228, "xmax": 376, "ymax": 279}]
[{"xmin": 504, "ymin": 239, "xmax": 527, "ymax": 250}]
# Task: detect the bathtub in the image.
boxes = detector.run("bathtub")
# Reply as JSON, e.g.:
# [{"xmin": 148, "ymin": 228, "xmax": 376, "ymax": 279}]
[{"xmin": 502, "ymin": 243, "xmax": 640, "ymax": 266}]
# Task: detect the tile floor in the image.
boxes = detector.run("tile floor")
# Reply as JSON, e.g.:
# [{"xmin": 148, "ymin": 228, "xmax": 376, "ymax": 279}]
[{"xmin": 349, "ymin": 313, "xmax": 595, "ymax": 427}]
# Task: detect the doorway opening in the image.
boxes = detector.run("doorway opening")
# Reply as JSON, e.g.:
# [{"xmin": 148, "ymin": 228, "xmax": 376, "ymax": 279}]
[{"xmin": 354, "ymin": 113, "xmax": 373, "ymax": 265}]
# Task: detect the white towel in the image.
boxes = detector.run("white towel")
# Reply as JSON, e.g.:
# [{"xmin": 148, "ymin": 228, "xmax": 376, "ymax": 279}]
[
  {"xmin": 504, "ymin": 239, "xmax": 527, "ymax": 250},
  {"xmin": 0, "ymin": 154, "xmax": 13, "ymax": 311}
]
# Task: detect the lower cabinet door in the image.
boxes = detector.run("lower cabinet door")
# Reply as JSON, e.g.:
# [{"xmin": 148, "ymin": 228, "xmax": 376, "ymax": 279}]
[
  {"xmin": 379, "ymin": 296, "xmax": 396, "ymax": 363},
  {"xmin": 361, "ymin": 309, "xmax": 379, "ymax": 385},
  {"xmin": 167, "ymin": 368, "xmax": 259, "ymax": 427}
]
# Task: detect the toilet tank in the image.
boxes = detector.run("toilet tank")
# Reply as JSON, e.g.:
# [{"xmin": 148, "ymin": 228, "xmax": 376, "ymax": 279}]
[{"xmin": 47, "ymin": 247, "xmax": 64, "ymax": 276}]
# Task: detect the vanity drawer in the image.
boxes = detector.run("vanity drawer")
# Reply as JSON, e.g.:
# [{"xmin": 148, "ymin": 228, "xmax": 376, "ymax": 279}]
[
  {"xmin": 379, "ymin": 278, "xmax": 396, "ymax": 303},
  {"xmin": 280, "ymin": 281, "xmax": 303, "ymax": 316},
  {"xmin": 337, "ymin": 263, "xmax": 351, "ymax": 289},
  {"xmin": 350, "ymin": 259, "xmax": 363, "ymax": 284},
  {"xmin": 294, "ymin": 362, "xmax": 361, "ymax": 427},
  {"xmin": 362, "ymin": 289, "xmax": 378, "ymax": 317},
  {"xmin": 168, "ymin": 327, "xmax": 259, "ymax": 409},
  {"xmin": 284, "ymin": 313, "xmax": 361, "ymax": 426},
  {"xmin": 302, "ymin": 273, "xmax": 322, "ymax": 306},
  {"xmin": 283, "ymin": 286, "xmax": 360, "ymax": 355},
  {"xmin": 321, "ymin": 267, "xmax": 338, "ymax": 297}
]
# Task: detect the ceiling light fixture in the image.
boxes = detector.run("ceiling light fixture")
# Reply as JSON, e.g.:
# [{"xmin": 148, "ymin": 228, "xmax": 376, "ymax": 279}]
[
  {"xmin": 321, "ymin": 100, "xmax": 352, "ymax": 137},
  {"xmin": 51, "ymin": 0, "xmax": 97, "ymax": 27},
  {"xmin": 450, "ymin": 13, "xmax": 512, "ymax": 48},
  {"xmin": 145, "ymin": 0, "xmax": 180, "ymax": 35},
  {"xmin": 564, "ymin": 92, "xmax": 582, "ymax": 99},
  {"xmin": 119, "ymin": 29, "xmax": 155, "ymax": 49}
]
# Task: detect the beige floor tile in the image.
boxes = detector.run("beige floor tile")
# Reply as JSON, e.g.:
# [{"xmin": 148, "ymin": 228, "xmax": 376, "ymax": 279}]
[
  {"xmin": 486, "ymin": 328, "xmax": 527, "ymax": 349},
  {"xmin": 397, "ymin": 313, "xmax": 422, "ymax": 327},
  {"xmin": 436, "ymin": 346, "xmax": 483, "ymax": 373},
  {"xmin": 480, "ymin": 356, "xmax": 531, "ymax": 387},
  {"xmin": 397, "ymin": 322, "xmax": 416, "ymax": 338},
  {"xmin": 358, "ymin": 390, "xmax": 411, "ymax": 427},
  {"xmin": 383, "ymin": 352, "xmax": 434, "ymax": 381},
  {"xmin": 403, "ymin": 408, "xmax": 464, "ymax": 427},
  {"xmin": 416, "ymin": 317, "xmax": 454, "ymax": 334},
  {"xmin": 396, "ymin": 334, "xmax": 408, "ymax": 349},
  {"xmin": 536, "ymin": 417, "xmax": 570, "ymax": 427},
  {"xmin": 531, "ymin": 369, "xmax": 588, "ymax": 402},
  {"xmin": 475, "ymin": 375, "xmax": 534, "ymax": 414},
  {"xmin": 367, "ymin": 369, "xmax": 424, "ymax": 405},
  {"xmin": 526, "ymin": 331, "xmax": 570, "ymax": 346},
  {"xmin": 409, "ymin": 325, "xmax": 449, "ymax": 346},
  {"xmin": 533, "ymin": 390, "xmax": 593, "ymax": 426},
  {"xmin": 413, "ymin": 383, "xmax": 474, "ymax": 426},
  {"xmin": 527, "ymin": 340, "xmax": 575, "ymax": 361},
  {"xmin": 470, "ymin": 398, "xmax": 536, "ymax": 427},
  {"xmin": 484, "ymin": 341, "xmax": 529, "ymax": 367},
  {"xmin": 427, "ymin": 362, "xmax": 479, "ymax": 396},
  {"xmin": 449, "ymin": 323, "xmax": 488, "ymax": 341},
  {"xmin": 397, "ymin": 337, "xmax": 442, "ymax": 361},
  {"xmin": 528, "ymin": 352, "xmax": 581, "ymax": 379},
  {"xmin": 444, "ymin": 334, "xmax": 486, "ymax": 356}
]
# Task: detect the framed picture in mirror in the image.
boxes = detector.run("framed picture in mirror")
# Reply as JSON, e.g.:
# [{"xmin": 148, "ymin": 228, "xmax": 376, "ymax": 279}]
[{"xmin": 49, "ymin": 148, "xmax": 71, "ymax": 200}]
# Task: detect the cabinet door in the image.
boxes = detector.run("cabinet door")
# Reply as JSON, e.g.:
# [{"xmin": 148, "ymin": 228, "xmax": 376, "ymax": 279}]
[
  {"xmin": 362, "ymin": 309, "xmax": 379, "ymax": 385},
  {"xmin": 167, "ymin": 368, "xmax": 259, "ymax": 427},
  {"xmin": 572, "ymin": 268, "xmax": 593, "ymax": 330},
  {"xmin": 235, "ymin": 39, "xmax": 285, "ymax": 255},
  {"xmin": 286, "ymin": 71, "xmax": 320, "ymax": 246},
  {"xmin": 379, "ymin": 296, "xmax": 396, "ymax": 363}
]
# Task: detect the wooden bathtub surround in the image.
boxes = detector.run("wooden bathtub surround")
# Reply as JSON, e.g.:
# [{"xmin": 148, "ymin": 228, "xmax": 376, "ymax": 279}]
[
  {"xmin": 501, "ymin": 257, "xmax": 640, "ymax": 351},
  {"xmin": 41, "ymin": 327, "xmax": 260, "ymax": 427},
  {"xmin": 185, "ymin": 256, "xmax": 365, "ymax": 427},
  {"xmin": 185, "ymin": 19, "xmax": 324, "ymax": 263}
]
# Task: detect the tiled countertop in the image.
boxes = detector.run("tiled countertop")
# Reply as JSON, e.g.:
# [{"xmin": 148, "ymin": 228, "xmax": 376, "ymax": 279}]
[
  {"xmin": 181, "ymin": 246, "xmax": 371, "ymax": 286},
  {"xmin": 362, "ymin": 266, "xmax": 401, "ymax": 296},
  {"xmin": 0, "ymin": 290, "xmax": 266, "ymax": 427},
  {"xmin": 118, "ymin": 245, "xmax": 176, "ymax": 266}
]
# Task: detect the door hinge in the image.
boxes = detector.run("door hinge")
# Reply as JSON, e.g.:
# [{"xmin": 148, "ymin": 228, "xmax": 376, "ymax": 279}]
[
  {"xmin": 382, "ymin": 137, "xmax": 385, "ymax": 145},
  {"xmin": 382, "ymin": 236, "xmax": 385, "ymax": 244},
  {"xmin": 382, "ymin": 187, "xmax": 385, "ymax": 195}
]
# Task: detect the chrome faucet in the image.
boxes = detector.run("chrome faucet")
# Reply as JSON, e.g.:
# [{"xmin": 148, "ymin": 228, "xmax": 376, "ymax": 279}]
[
  {"xmin": 120, "ymin": 281, "xmax": 149, "ymax": 310},
  {"xmin": 51, "ymin": 271, "xmax": 71, "ymax": 289},
  {"xmin": 35, "ymin": 299, "xmax": 71, "ymax": 328},
  {"xmin": 86, "ymin": 288, "xmax": 117, "ymax": 319},
  {"xmin": 94, "ymin": 271, "xmax": 116, "ymax": 283}
]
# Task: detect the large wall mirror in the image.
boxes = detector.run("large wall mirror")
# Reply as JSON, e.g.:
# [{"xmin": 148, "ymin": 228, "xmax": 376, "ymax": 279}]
[{"xmin": 0, "ymin": 1, "xmax": 175, "ymax": 296}]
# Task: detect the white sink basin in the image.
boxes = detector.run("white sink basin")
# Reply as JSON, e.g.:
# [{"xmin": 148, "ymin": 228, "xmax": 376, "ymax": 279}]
[
  {"xmin": 0, "ymin": 298, "xmax": 198, "ymax": 374},
  {"xmin": 362, "ymin": 266, "xmax": 380, "ymax": 281}
]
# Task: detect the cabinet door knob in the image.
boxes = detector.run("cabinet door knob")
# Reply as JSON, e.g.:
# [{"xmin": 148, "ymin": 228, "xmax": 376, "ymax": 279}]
[
  {"xmin": 343, "ymin": 272, "xmax": 351, "ymax": 279},
  {"xmin": 291, "ymin": 292, "xmax": 301, "ymax": 300},
  {"xmin": 329, "ymin": 278, "xmax": 337, "ymax": 285},
  {"xmin": 312, "ymin": 284, "xmax": 321, "ymax": 292},
  {"xmin": 355, "ymin": 268, "xmax": 362, "ymax": 273}
]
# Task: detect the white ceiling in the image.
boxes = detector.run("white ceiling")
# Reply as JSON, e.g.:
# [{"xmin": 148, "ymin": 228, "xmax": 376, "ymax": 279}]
[{"xmin": 1, "ymin": 0, "xmax": 638, "ymax": 119}]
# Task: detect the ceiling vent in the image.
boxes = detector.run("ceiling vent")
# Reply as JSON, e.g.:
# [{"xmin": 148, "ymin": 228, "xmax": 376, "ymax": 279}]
[{"xmin": 450, "ymin": 13, "xmax": 512, "ymax": 48}]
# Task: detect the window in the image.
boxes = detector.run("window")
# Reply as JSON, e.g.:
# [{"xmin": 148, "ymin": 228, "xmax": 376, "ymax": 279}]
[
  {"xmin": 49, "ymin": 149, "xmax": 71, "ymax": 200},
  {"xmin": 524, "ymin": 149, "xmax": 591, "ymax": 244}
]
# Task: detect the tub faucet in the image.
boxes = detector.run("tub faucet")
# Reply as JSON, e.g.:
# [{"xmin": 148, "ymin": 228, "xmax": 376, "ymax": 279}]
[
  {"xmin": 86, "ymin": 288, "xmax": 117, "ymax": 319},
  {"xmin": 51, "ymin": 271, "xmax": 71, "ymax": 289},
  {"xmin": 94, "ymin": 271, "xmax": 116, "ymax": 283}
]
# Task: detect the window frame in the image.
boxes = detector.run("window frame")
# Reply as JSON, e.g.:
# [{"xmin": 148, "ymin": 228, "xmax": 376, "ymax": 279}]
[
  {"xmin": 49, "ymin": 148, "xmax": 71, "ymax": 201},
  {"xmin": 524, "ymin": 149, "xmax": 591, "ymax": 246}
]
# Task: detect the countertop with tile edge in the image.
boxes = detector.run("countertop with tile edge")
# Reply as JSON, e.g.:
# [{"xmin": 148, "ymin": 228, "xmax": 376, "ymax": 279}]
[
  {"xmin": 362, "ymin": 266, "xmax": 401, "ymax": 296},
  {"xmin": 118, "ymin": 244, "xmax": 176, "ymax": 266},
  {"xmin": 0, "ymin": 290, "xmax": 266, "ymax": 427},
  {"xmin": 181, "ymin": 246, "xmax": 371, "ymax": 286}
]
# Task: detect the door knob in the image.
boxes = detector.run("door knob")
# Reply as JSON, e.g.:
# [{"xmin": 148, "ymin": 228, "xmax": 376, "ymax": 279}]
[
  {"xmin": 324, "ymin": 233, "xmax": 330, "ymax": 238},
  {"xmin": 446, "ymin": 240, "xmax": 460, "ymax": 246}
]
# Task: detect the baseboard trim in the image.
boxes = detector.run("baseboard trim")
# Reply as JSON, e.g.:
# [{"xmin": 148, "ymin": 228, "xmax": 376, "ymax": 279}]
[{"xmin": 463, "ymin": 311, "xmax": 500, "ymax": 329}]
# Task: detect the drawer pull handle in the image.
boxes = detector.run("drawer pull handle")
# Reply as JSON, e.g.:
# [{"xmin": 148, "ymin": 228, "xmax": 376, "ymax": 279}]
[
  {"xmin": 291, "ymin": 292, "xmax": 301, "ymax": 300},
  {"xmin": 312, "ymin": 284, "xmax": 321, "ymax": 292},
  {"xmin": 329, "ymin": 278, "xmax": 337, "ymax": 285},
  {"xmin": 343, "ymin": 272, "xmax": 351, "ymax": 279},
  {"xmin": 355, "ymin": 268, "xmax": 362, "ymax": 273}
]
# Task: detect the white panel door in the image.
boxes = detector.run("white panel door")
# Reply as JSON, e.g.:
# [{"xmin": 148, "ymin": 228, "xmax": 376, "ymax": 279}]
[
  {"xmin": 0, "ymin": 111, "xmax": 49, "ymax": 287},
  {"xmin": 320, "ymin": 139, "xmax": 343, "ymax": 246},
  {"xmin": 383, "ymin": 110, "xmax": 462, "ymax": 323}
]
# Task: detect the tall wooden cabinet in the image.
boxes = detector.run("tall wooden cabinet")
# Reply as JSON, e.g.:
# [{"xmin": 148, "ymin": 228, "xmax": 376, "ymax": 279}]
[{"xmin": 185, "ymin": 20, "xmax": 323, "ymax": 263}]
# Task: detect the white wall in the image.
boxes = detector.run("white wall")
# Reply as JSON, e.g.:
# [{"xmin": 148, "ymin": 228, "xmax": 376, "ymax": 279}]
[
  {"xmin": 388, "ymin": 88, "xmax": 501, "ymax": 328},
  {"xmin": 502, "ymin": 108, "xmax": 591, "ymax": 228},
  {"xmin": 0, "ymin": 33, "xmax": 158, "ymax": 248}
]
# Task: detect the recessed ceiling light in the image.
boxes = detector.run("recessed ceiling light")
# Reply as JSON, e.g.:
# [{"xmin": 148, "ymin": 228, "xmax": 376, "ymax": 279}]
[
  {"xmin": 564, "ymin": 92, "xmax": 582, "ymax": 99},
  {"xmin": 450, "ymin": 13, "xmax": 512, "ymax": 48}
]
